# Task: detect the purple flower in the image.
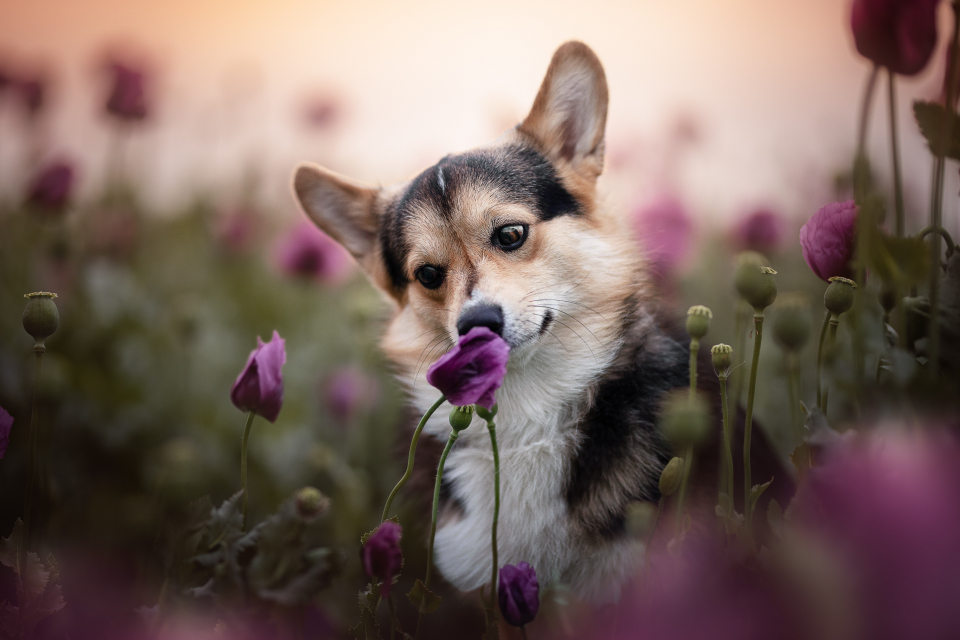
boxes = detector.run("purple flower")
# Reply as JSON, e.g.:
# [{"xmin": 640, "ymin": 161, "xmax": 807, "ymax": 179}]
[
  {"xmin": 426, "ymin": 327, "xmax": 509, "ymax": 409},
  {"xmin": 733, "ymin": 208, "xmax": 785, "ymax": 254},
  {"xmin": 323, "ymin": 367, "xmax": 378, "ymax": 426},
  {"xmin": 362, "ymin": 521, "xmax": 403, "ymax": 595},
  {"xmin": 0, "ymin": 406, "xmax": 12, "ymax": 459},
  {"xmin": 633, "ymin": 196, "xmax": 694, "ymax": 280},
  {"xmin": 27, "ymin": 161, "xmax": 75, "ymax": 211},
  {"xmin": 302, "ymin": 94, "xmax": 341, "ymax": 130},
  {"xmin": 276, "ymin": 220, "xmax": 354, "ymax": 284},
  {"xmin": 105, "ymin": 62, "xmax": 148, "ymax": 121},
  {"xmin": 800, "ymin": 200, "xmax": 858, "ymax": 282},
  {"xmin": 230, "ymin": 331, "xmax": 287, "ymax": 422},
  {"xmin": 498, "ymin": 562, "xmax": 540, "ymax": 628},
  {"xmin": 214, "ymin": 206, "xmax": 259, "ymax": 253},
  {"xmin": 852, "ymin": 0, "xmax": 940, "ymax": 76}
]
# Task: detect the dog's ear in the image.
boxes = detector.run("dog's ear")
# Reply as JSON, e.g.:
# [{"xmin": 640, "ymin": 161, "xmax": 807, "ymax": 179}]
[
  {"xmin": 520, "ymin": 41, "xmax": 608, "ymax": 181},
  {"xmin": 293, "ymin": 162, "xmax": 379, "ymax": 261}
]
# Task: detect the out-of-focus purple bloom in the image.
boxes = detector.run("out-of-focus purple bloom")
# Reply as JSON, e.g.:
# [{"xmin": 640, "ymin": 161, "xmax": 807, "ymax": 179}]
[
  {"xmin": 734, "ymin": 208, "xmax": 785, "ymax": 254},
  {"xmin": 276, "ymin": 220, "xmax": 354, "ymax": 284},
  {"xmin": 851, "ymin": 0, "xmax": 940, "ymax": 76},
  {"xmin": 426, "ymin": 327, "xmax": 509, "ymax": 409},
  {"xmin": 0, "ymin": 406, "xmax": 12, "ymax": 459},
  {"xmin": 362, "ymin": 521, "xmax": 403, "ymax": 595},
  {"xmin": 230, "ymin": 331, "xmax": 287, "ymax": 422},
  {"xmin": 498, "ymin": 562, "xmax": 539, "ymax": 628},
  {"xmin": 633, "ymin": 196, "xmax": 694, "ymax": 279},
  {"xmin": 303, "ymin": 95, "xmax": 340, "ymax": 130},
  {"xmin": 214, "ymin": 206, "xmax": 259, "ymax": 253},
  {"xmin": 27, "ymin": 160, "xmax": 75, "ymax": 211},
  {"xmin": 16, "ymin": 78, "xmax": 44, "ymax": 115},
  {"xmin": 800, "ymin": 200, "xmax": 858, "ymax": 282},
  {"xmin": 105, "ymin": 62, "xmax": 148, "ymax": 121},
  {"xmin": 323, "ymin": 367, "xmax": 378, "ymax": 426}
]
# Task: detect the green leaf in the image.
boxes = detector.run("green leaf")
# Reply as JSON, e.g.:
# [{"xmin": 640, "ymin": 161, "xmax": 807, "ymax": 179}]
[
  {"xmin": 406, "ymin": 579, "xmax": 441, "ymax": 614},
  {"xmin": 350, "ymin": 605, "xmax": 383, "ymax": 640},
  {"xmin": 748, "ymin": 479, "xmax": 773, "ymax": 517},
  {"xmin": 767, "ymin": 499, "xmax": 784, "ymax": 540},
  {"xmin": 715, "ymin": 492, "xmax": 743, "ymax": 536},
  {"xmin": 914, "ymin": 101, "xmax": 960, "ymax": 159},
  {"xmin": 864, "ymin": 231, "xmax": 930, "ymax": 287}
]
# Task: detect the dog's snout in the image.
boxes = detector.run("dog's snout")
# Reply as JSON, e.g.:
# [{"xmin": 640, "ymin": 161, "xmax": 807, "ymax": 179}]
[{"xmin": 457, "ymin": 304, "xmax": 504, "ymax": 337}]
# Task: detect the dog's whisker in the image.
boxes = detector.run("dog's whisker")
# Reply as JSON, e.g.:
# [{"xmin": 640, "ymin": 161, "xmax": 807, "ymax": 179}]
[
  {"xmin": 549, "ymin": 317, "xmax": 600, "ymax": 364},
  {"xmin": 526, "ymin": 304, "xmax": 610, "ymax": 352},
  {"xmin": 406, "ymin": 326, "xmax": 447, "ymax": 346},
  {"xmin": 412, "ymin": 331, "xmax": 451, "ymax": 382},
  {"xmin": 414, "ymin": 337, "xmax": 453, "ymax": 389},
  {"xmin": 530, "ymin": 297, "xmax": 609, "ymax": 321}
]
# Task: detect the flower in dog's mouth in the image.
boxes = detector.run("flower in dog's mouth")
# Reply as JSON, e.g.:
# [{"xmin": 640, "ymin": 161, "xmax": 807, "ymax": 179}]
[{"xmin": 426, "ymin": 326, "xmax": 509, "ymax": 409}]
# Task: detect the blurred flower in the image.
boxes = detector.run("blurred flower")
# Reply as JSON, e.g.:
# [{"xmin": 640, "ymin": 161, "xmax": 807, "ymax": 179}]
[
  {"xmin": 498, "ymin": 562, "xmax": 540, "ymax": 628},
  {"xmin": 851, "ymin": 0, "xmax": 940, "ymax": 76},
  {"xmin": 276, "ymin": 220, "xmax": 354, "ymax": 284},
  {"xmin": 426, "ymin": 326, "xmax": 510, "ymax": 409},
  {"xmin": 26, "ymin": 160, "xmax": 74, "ymax": 212},
  {"xmin": 362, "ymin": 521, "xmax": 402, "ymax": 595},
  {"xmin": 214, "ymin": 206, "xmax": 260, "ymax": 253},
  {"xmin": 733, "ymin": 208, "xmax": 785, "ymax": 254},
  {"xmin": 303, "ymin": 94, "xmax": 341, "ymax": 130},
  {"xmin": 231, "ymin": 330, "xmax": 287, "ymax": 422},
  {"xmin": 0, "ymin": 406, "xmax": 12, "ymax": 459},
  {"xmin": 322, "ymin": 367, "xmax": 378, "ymax": 426},
  {"xmin": 105, "ymin": 62, "xmax": 148, "ymax": 121},
  {"xmin": 294, "ymin": 486, "xmax": 329, "ymax": 520},
  {"xmin": 16, "ymin": 77, "xmax": 44, "ymax": 115},
  {"xmin": 800, "ymin": 200, "xmax": 858, "ymax": 282},
  {"xmin": 633, "ymin": 195, "xmax": 694, "ymax": 279}
]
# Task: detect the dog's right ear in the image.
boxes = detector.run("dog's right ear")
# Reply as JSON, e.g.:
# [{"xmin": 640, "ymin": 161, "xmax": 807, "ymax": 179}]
[{"xmin": 293, "ymin": 163, "xmax": 379, "ymax": 262}]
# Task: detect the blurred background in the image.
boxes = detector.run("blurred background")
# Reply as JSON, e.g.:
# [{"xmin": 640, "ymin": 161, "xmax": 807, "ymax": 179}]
[{"xmin": 0, "ymin": 0, "xmax": 957, "ymax": 637}]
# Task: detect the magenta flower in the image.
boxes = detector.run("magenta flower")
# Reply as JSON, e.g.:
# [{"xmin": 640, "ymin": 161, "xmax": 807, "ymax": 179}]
[
  {"xmin": 498, "ymin": 562, "xmax": 540, "ymax": 628},
  {"xmin": 0, "ymin": 406, "xmax": 12, "ymax": 459},
  {"xmin": 851, "ymin": 0, "xmax": 940, "ymax": 76},
  {"xmin": 632, "ymin": 195, "xmax": 694, "ymax": 279},
  {"xmin": 27, "ymin": 160, "xmax": 75, "ymax": 212},
  {"xmin": 230, "ymin": 331, "xmax": 287, "ymax": 422},
  {"xmin": 323, "ymin": 367, "xmax": 378, "ymax": 426},
  {"xmin": 276, "ymin": 220, "xmax": 354, "ymax": 284},
  {"xmin": 800, "ymin": 200, "xmax": 858, "ymax": 282},
  {"xmin": 214, "ymin": 206, "xmax": 259, "ymax": 253},
  {"xmin": 105, "ymin": 62, "xmax": 148, "ymax": 121},
  {"xmin": 734, "ymin": 208, "xmax": 785, "ymax": 254},
  {"xmin": 426, "ymin": 327, "xmax": 509, "ymax": 408},
  {"xmin": 362, "ymin": 521, "xmax": 403, "ymax": 595}
]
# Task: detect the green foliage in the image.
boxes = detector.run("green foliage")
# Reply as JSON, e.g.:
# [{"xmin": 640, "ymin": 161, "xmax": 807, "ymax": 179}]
[
  {"xmin": 0, "ymin": 520, "xmax": 66, "ymax": 639},
  {"xmin": 407, "ymin": 578, "xmax": 441, "ymax": 613},
  {"xmin": 913, "ymin": 101, "xmax": 960, "ymax": 159}
]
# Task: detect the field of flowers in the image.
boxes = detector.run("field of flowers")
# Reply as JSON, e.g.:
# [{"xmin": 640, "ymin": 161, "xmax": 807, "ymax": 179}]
[{"xmin": 1, "ymin": 1, "xmax": 959, "ymax": 639}]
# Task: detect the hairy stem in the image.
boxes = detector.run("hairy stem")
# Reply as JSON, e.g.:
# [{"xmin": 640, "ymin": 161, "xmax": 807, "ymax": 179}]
[
  {"xmin": 743, "ymin": 313, "xmax": 764, "ymax": 533},
  {"xmin": 382, "ymin": 395, "xmax": 446, "ymax": 522},
  {"xmin": 487, "ymin": 419, "xmax": 501, "ymax": 609},
  {"xmin": 719, "ymin": 375, "xmax": 734, "ymax": 504},
  {"xmin": 240, "ymin": 410, "xmax": 256, "ymax": 530}
]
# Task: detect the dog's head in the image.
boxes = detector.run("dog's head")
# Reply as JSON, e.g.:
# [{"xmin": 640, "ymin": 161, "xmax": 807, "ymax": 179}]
[{"xmin": 294, "ymin": 42, "xmax": 647, "ymax": 381}]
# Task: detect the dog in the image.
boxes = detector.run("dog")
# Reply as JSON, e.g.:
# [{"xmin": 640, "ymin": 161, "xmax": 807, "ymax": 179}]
[{"xmin": 293, "ymin": 42, "xmax": 742, "ymax": 602}]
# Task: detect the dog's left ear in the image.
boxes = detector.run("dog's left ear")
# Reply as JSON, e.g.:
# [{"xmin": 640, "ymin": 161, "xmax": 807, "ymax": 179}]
[{"xmin": 520, "ymin": 41, "xmax": 609, "ymax": 181}]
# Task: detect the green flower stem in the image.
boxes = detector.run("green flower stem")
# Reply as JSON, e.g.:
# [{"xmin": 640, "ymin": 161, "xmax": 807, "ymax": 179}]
[
  {"xmin": 520, "ymin": 626, "xmax": 529, "ymax": 640},
  {"xmin": 22, "ymin": 346, "xmax": 45, "ymax": 548},
  {"xmin": 733, "ymin": 300, "xmax": 749, "ymax": 406},
  {"xmin": 888, "ymin": 69, "xmax": 905, "ymax": 238},
  {"xmin": 689, "ymin": 338, "xmax": 699, "ymax": 400},
  {"xmin": 486, "ymin": 418, "xmax": 500, "ymax": 609},
  {"xmin": 240, "ymin": 410, "xmax": 256, "ymax": 530},
  {"xmin": 816, "ymin": 310, "xmax": 829, "ymax": 409},
  {"xmin": 787, "ymin": 353, "xmax": 801, "ymax": 447},
  {"xmin": 382, "ymin": 395, "xmax": 446, "ymax": 522},
  {"xmin": 743, "ymin": 312, "xmax": 764, "ymax": 532},
  {"xmin": 822, "ymin": 315, "xmax": 840, "ymax": 415},
  {"xmin": 719, "ymin": 374, "xmax": 734, "ymax": 503},
  {"xmin": 388, "ymin": 596, "xmax": 398, "ymax": 640},
  {"xmin": 675, "ymin": 446, "xmax": 693, "ymax": 533}
]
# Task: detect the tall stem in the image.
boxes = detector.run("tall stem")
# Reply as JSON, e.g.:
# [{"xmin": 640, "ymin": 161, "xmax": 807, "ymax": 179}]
[
  {"xmin": 689, "ymin": 338, "xmax": 699, "ymax": 400},
  {"xmin": 888, "ymin": 70, "xmax": 905, "ymax": 238},
  {"xmin": 240, "ymin": 410, "xmax": 255, "ymax": 530},
  {"xmin": 732, "ymin": 301, "xmax": 749, "ymax": 407},
  {"xmin": 786, "ymin": 353, "xmax": 800, "ymax": 446},
  {"xmin": 822, "ymin": 317, "xmax": 840, "ymax": 415},
  {"xmin": 382, "ymin": 395, "xmax": 446, "ymax": 522},
  {"xmin": 816, "ymin": 311, "xmax": 830, "ymax": 409},
  {"xmin": 675, "ymin": 446, "xmax": 694, "ymax": 533},
  {"xmin": 23, "ymin": 346, "xmax": 45, "ymax": 548},
  {"xmin": 743, "ymin": 313, "xmax": 764, "ymax": 532},
  {"xmin": 719, "ymin": 375, "xmax": 734, "ymax": 502},
  {"xmin": 486, "ymin": 420, "xmax": 500, "ymax": 609}
]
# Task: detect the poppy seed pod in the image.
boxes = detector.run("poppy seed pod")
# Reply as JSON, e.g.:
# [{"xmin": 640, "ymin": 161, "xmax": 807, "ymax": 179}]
[
  {"xmin": 736, "ymin": 264, "xmax": 778, "ymax": 312},
  {"xmin": 824, "ymin": 277, "xmax": 857, "ymax": 316},
  {"xmin": 295, "ymin": 486, "xmax": 329, "ymax": 520},
  {"xmin": 659, "ymin": 456, "xmax": 684, "ymax": 496},
  {"xmin": 23, "ymin": 292, "xmax": 59, "ymax": 348},
  {"xmin": 475, "ymin": 403, "xmax": 497, "ymax": 421},
  {"xmin": 448, "ymin": 405, "xmax": 474, "ymax": 432},
  {"xmin": 711, "ymin": 344, "xmax": 733, "ymax": 377},
  {"xmin": 660, "ymin": 390, "xmax": 711, "ymax": 450},
  {"xmin": 773, "ymin": 295, "xmax": 812, "ymax": 351},
  {"xmin": 686, "ymin": 305, "xmax": 713, "ymax": 339}
]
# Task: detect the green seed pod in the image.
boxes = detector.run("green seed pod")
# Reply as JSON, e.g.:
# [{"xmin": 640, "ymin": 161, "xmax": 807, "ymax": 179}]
[
  {"xmin": 711, "ymin": 343, "xmax": 733, "ymax": 377},
  {"xmin": 624, "ymin": 500, "xmax": 658, "ymax": 539},
  {"xmin": 773, "ymin": 293, "xmax": 811, "ymax": 351},
  {"xmin": 23, "ymin": 292, "xmax": 59, "ymax": 347},
  {"xmin": 474, "ymin": 404, "xmax": 498, "ymax": 422},
  {"xmin": 660, "ymin": 390, "xmax": 711, "ymax": 450},
  {"xmin": 685, "ymin": 305, "xmax": 713, "ymax": 339},
  {"xmin": 295, "ymin": 486, "xmax": 329, "ymax": 520},
  {"xmin": 449, "ymin": 405, "xmax": 475, "ymax": 432},
  {"xmin": 824, "ymin": 277, "xmax": 857, "ymax": 316},
  {"xmin": 733, "ymin": 251, "xmax": 765, "ymax": 298},
  {"xmin": 735, "ymin": 256, "xmax": 778, "ymax": 311},
  {"xmin": 658, "ymin": 457, "xmax": 684, "ymax": 496}
]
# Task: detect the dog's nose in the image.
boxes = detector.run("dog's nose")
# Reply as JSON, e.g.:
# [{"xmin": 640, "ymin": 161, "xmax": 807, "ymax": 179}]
[{"xmin": 457, "ymin": 304, "xmax": 504, "ymax": 337}]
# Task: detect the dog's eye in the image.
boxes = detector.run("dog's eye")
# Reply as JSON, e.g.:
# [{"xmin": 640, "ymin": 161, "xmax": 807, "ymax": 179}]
[
  {"xmin": 494, "ymin": 224, "xmax": 528, "ymax": 251},
  {"xmin": 415, "ymin": 265, "xmax": 444, "ymax": 289}
]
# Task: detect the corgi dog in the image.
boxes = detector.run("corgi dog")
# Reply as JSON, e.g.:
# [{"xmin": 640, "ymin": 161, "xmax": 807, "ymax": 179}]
[{"xmin": 293, "ymin": 42, "xmax": 698, "ymax": 602}]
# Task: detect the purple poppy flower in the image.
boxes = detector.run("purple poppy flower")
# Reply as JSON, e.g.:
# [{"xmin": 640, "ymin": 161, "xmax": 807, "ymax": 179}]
[
  {"xmin": 498, "ymin": 562, "xmax": 540, "ymax": 628},
  {"xmin": 26, "ymin": 160, "xmax": 75, "ymax": 211},
  {"xmin": 105, "ymin": 62, "xmax": 148, "ymax": 121},
  {"xmin": 0, "ymin": 406, "xmax": 12, "ymax": 459},
  {"xmin": 734, "ymin": 208, "xmax": 785, "ymax": 254},
  {"xmin": 323, "ymin": 367, "xmax": 378, "ymax": 426},
  {"xmin": 852, "ymin": 0, "xmax": 940, "ymax": 76},
  {"xmin": 362, "ymin": 521, "xmax": 403, "ymax": 595},
  {"xmin": 800, "ymin": 200, "xmax": 858, "ymax": 282},
  {"xmin": 276, "ymin": 220, "xmax": 354, "ymax": 284},
  {"xmin": 230, "ymin": 331, "xmax": 287, "ymax": 422},
  {"xmin": 426, "ymin": 326, "xmax": 509, "ymax": 409},
  {"xmin": 633, "ymin": 196, "xmax": 694, "ymax": 280}
]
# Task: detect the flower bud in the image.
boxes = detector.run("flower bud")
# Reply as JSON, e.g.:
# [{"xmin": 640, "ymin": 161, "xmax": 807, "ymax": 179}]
[
  {"xmin": 23, "ymin": 292, "xmax": 59, "ymax": 348},
  {"xmin": 660, "ymin": 390, "xmax": 711, "ymax": 450},
  {"xmin": 658, "ymin": 456, "xmax": 684, "ymax": 496},
  {"xmin": 773, "ymin": 293, "xmax": 811, "ymax": 351},
  {"xmin": 498, "ymin": 562, "xmax": 539, "ymax": 628},
  {"xmin": 448, "ymin": 405, "xmax": 474, "ymax": 432},
  {"xmin": 824, "ymin": 277, "xmax": 857, "ymax": 316},
  {"xmin": 295, "ymin": 486, "xmax": 329, "ymax": 520},
  {"xmin": 735, "ymin": 254, "xmax": 777, "ymax": 311},
  {"xmin": 685, "ymin": 305, "xmax": 713, "ymax": 339},
  {"xmin": 711, "ymin": 344, "xmax": 733, "ymax": 377},
  {"xmin": 475, "ymin": 403, "xmax": 498, "ymax": 421},
  {"xmin": 363, "ymin": 521, "xmax": 403, "ymax": 596}
]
